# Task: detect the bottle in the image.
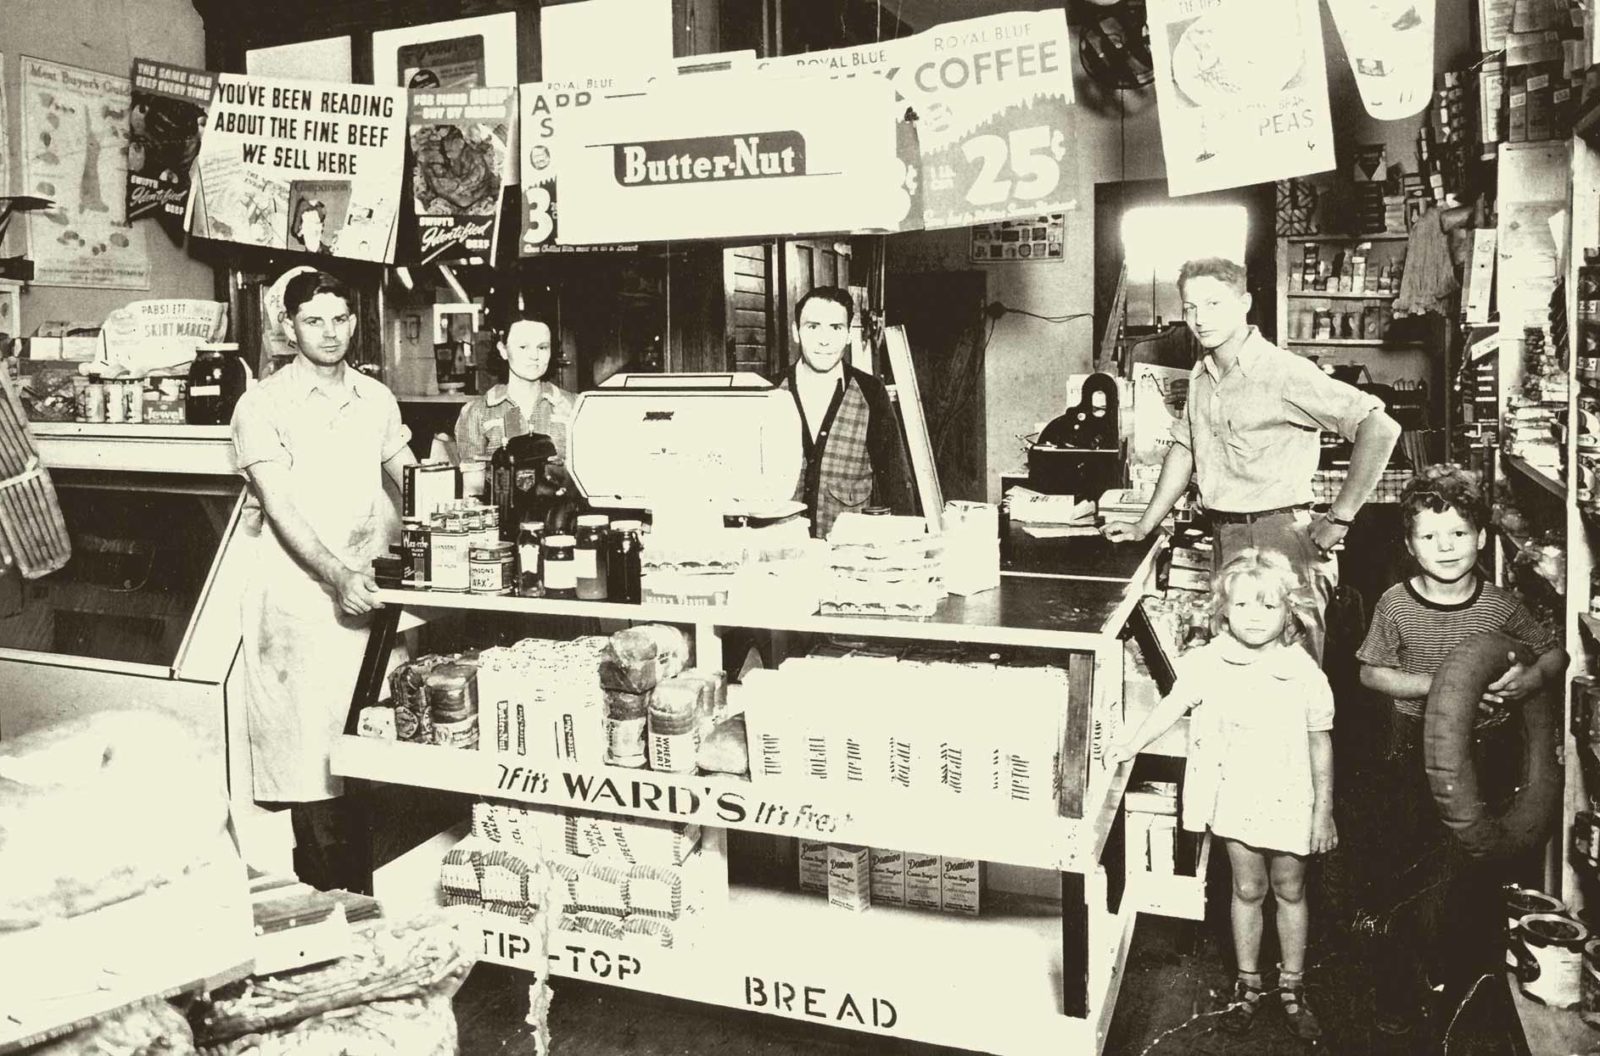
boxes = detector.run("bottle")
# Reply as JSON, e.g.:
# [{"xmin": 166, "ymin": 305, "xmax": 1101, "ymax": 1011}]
[
  {"xmin": 541, "ymin": 534, "xmax": 578, "ymax": 599},
  {"xmin": 517, "ymin": 521, "xmax": 545, "ymax": 597},
  {"xmin": 607, "ymin": 520, "xmax": 643, "ymax": 604},
  {"xmin": 574, "ymin": 514, "xmax": 611, "ymax": 601}
]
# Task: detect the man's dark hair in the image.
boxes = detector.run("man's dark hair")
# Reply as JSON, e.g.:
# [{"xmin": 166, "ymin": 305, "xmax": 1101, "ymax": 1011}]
[
  {"xmin": 284, "ymin": 270, "xmax": 353, "ymax": 318},
  {"xmin": 1399, "ymin": 464, "xmax": 1489, "ymax": 536},
  {"xmin": 795, "ymin": 285, "xmax": 854, "ymax": 327}
]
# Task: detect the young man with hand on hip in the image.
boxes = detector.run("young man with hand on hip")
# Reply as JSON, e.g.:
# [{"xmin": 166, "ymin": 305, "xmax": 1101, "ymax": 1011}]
[{"xmin": 1103, "ymin": 257, "xmax": 1401, "ymax": 661}]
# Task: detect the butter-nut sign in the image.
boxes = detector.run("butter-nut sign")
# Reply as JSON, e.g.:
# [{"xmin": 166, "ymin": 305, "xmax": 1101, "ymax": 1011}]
[
  {"xmin": 554, "ymin": 74, "xmax": 905, "ymax": 244},
  {"xmin": 614, "ymin": 132, "xmax": 806, "ymax": 186}
]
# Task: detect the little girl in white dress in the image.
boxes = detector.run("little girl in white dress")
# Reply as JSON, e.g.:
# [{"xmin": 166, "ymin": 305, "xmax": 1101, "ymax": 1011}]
[{"xmin": 1111, "ymin": 548, "xmax": 1338, "ymax": 1039}]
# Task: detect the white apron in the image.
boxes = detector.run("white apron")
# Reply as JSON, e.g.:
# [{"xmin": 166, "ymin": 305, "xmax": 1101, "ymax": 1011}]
[{"xmin": 239, "ymin": 387, "xmax": 398, "ymax": 802}]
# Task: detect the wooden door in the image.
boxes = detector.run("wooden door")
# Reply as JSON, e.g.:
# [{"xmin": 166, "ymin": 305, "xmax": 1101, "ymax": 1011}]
[
  {"xmin": 724, "ymin": 244, "xmax": 777, "ymax": 376},
  {"xmin": 885, "ymin": 271, "xmax": 988, "ymax": 503}
]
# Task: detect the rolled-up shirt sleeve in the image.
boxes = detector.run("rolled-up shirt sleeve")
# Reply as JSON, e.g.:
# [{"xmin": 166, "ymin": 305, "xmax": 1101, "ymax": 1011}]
[
  {"xmin": 1169, "ymin": 396, "xmax": 1194, "ymax": 451},
  {"xmin": 231, "ymin": 390, "xmax": 289, "ymax": 473},
  {"xmin": 1282, "ymin": 358, "xmax": 1384, "ymax": 441},
  {"xmin": 379, "ymin": 393, "xmax": 412, "ymax": 462}
]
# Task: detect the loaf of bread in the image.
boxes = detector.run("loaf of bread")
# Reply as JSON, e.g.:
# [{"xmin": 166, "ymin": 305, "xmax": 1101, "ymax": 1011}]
[{"xmin": 0, "ymin": 711, "xmax": 229, "ymax": 931}]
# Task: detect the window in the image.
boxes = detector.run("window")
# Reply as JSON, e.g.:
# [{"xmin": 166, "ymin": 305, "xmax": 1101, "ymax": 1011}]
[{"xmin": 1120, "ymin": 205, "xmax": 1248, "ymax": 327}]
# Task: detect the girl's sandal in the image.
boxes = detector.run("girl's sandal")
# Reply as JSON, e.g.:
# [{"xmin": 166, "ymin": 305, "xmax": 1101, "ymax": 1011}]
[
  {"xmin": 1218, "ymin": 977, "xmax": 1264, "ymax": 1034},
  {"xmin": 1280, "ymin": 983, "xmax": 1323, "ymax": 1041}
]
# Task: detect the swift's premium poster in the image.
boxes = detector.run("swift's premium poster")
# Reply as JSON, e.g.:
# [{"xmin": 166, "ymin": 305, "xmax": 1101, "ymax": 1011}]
[
  {"xmin": 408, "ymin": 85, "xmax": 514, "ymax": 263},
  {"xmin": 128, "ymin": 59, "xmax": 216, "ymax": 240}
]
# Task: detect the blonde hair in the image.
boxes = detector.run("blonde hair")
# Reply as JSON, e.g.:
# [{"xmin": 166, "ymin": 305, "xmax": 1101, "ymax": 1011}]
[{"xmin": 1208, "ymin": 548, "xmax": 1316, "ymax": 645}]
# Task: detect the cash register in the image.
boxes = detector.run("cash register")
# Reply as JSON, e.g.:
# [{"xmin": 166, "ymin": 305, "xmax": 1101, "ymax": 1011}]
[{"xmin": 567, "ymin": 372, "xmax": 803, "ymax": 516}]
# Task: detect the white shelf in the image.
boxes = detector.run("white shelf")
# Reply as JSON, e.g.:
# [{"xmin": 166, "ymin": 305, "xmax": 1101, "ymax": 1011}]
[
  {"xmin": 396, "ymin": 394, "xmax": 472, "ymax": 404},
  {"xmin": 31, "ymin": 422, "xmax": 237, "ymax": 475},
  {"xmin": 1286, "ymin": 338, "xmax": 1424, "ymax": 349},
  {"xmin": 333, "ymin": 736, "xmax": 1121, "ymax": 872},
  {"xmin": 1283, "ymin": 233, "xmax": 1408, "ymax": 243},
  {"xmin": 1286, "ymin": 291, "xmax": 1397, "ymax": 300},
  {"xmin": 375, "ymin": 825, "xmax": 1085, "ymax": 1056},
  {"xmin": 374, "ymin": 560, "xmax": 1152, "ymax": 652}
]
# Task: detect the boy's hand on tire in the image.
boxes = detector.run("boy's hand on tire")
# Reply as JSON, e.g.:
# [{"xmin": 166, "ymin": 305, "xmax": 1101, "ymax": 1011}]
[{"xmin": 1483, "ymin": 651, "xmax": 1536, "ymax": 703}]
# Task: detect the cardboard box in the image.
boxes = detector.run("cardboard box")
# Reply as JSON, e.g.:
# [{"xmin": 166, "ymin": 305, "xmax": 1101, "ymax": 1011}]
[
  {"xmin": 799, "ymin": 840, "xmax": 829, "ymax": 894},
  {"xmin": 1508, "ymin": 90, "xmax": 1529, "ymax": 142},
  {"xmin": 905, "ymin": 853, "xmax": 942, "ymax": 910},
  {"xmin": 827, "ymin": 844, "xmax": 871, "ymax": 913},
  {"xmin": 869, "ymin": 848, "xmax": 906, "ymax": 906},
  {"xmin": 939, "ymin": 857, "xmax": 982, "ymax": 916}
]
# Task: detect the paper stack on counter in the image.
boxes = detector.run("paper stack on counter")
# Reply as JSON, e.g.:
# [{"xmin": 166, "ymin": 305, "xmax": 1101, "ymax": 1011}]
[
  {"xmin": 1005, "ymin": 487, "xmax": 1098, "ymax": 539},
  {"xmin": 823, "ymin": 513, "xmax": 944, "ymax": 617}
]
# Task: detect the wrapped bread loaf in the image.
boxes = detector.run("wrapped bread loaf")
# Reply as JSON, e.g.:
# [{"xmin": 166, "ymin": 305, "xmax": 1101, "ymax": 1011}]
[
  {"xmin": 599, "ymin": 625, "xmax": 687, "ymax": 694},
  {"xmin": 697, "ymin": 715, "xmax": 750, "ymax": 776},
  {"xmin": 0, "ymin": 711, "xmax": 228, "ymax": 931}
]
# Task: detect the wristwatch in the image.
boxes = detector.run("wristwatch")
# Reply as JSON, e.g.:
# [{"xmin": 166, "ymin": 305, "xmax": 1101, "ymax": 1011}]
[{"xmin": 1326, "ymin": 511, "xmax": 1354, "ymax": 527}]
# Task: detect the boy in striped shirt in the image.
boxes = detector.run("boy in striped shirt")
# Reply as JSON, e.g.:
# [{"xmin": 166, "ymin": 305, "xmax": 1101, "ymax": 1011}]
[{"xmin": 1356, "ymin": 465, "xmax": 1563, "ymax": 1035}]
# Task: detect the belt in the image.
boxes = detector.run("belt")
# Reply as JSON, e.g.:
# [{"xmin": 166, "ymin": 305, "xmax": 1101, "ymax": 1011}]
[{"xmin": 1207, "ymin": 503, "xmax": 1312, "ymax": 525}]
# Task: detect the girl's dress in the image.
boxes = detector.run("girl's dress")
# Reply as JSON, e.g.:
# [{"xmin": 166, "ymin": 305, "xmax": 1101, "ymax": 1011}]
[{"xmin": 1175, "ymin": 633, "xmax": 1334, "ymax": 855}]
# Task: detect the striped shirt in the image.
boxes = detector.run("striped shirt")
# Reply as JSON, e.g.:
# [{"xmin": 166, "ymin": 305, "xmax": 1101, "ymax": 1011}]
[{"xmin": 1356, "ymin": 578, "xmax": 1557, "ymax": 719}]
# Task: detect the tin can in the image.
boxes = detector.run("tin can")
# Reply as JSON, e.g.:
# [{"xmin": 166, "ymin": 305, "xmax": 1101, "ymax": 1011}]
[
  {"xmin": 430, "ymin": 512, "xmax": 471, "ymax": 592},
  {"xmin": 106, "ymin": 381, "xmax": 128, "ymax": 423},
  {"xmin": 469, "ymin": 541, "xmax": 516, "ymax": 595},
  {"xmin": 401, "ymin": 518, "xmax": 431, "ymax": 588}
]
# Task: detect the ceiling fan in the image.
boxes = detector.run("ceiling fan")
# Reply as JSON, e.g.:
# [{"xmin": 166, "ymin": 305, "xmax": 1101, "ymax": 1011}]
[{"xmin": 1075, "ymin": 0, "xmax": 1154, "ymax": 93}]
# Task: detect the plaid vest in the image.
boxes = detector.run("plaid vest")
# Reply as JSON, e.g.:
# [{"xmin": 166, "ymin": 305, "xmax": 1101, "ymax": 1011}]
[{"xmin": 782, "ymin": 371, "xmax": 874, "ymax": 538}]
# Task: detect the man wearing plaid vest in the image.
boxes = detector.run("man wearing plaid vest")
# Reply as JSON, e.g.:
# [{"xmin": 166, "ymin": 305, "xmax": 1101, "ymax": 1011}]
[{"xmin": 779, "ymin": 286, "xmax": 913, "ymax": 538}]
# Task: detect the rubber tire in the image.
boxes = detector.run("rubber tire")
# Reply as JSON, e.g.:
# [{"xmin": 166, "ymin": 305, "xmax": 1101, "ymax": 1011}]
[{"xmin": 1422, "ymin": 631, "xmax": 1560, "ymax": 860}]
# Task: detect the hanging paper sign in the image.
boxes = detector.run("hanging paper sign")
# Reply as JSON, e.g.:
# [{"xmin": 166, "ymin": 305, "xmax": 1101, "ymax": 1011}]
[
  {"xmin": 128, "ymin": 60, "xmax": 215, "ymax": 241},
  {"xmin": 186, "ymin": 74, "xmax": 407, "ymax": 262},
  {"xmin": 518, "ymin": 80, "xmax": 638, "ymax": 255},
  {"xmin": 19, "ymin": 57, "xmax": 151, "ymax": 290},
  {"xmin": 758, "ymin": 9, "xmax": 1076, "ymax": 232},
  {"xmin": 1149, "ymin": 0, "xmax": 1336, "ymax": 197},
  {"xmin": 1326, "ymin": 0, "xmax": 1436, "ymax": 120},
  {"xmin": 552, "ymin": 74, "xmax": 905, "ymax": 245},
  {"xmin": 407, "ymin": 85, "xmax": 515, "ymax": 264}
]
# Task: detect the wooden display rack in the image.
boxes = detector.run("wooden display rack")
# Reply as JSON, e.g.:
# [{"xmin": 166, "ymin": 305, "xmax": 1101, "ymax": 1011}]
[{"xmin": 333, "ymin": 539, "xmax": 1207, "ymax": 1056}]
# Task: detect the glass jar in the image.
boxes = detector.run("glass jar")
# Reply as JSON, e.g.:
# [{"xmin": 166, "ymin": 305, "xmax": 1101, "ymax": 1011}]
[
  {"xmin": 574, "ymin": 514, "xmax": 611, "ymax": 601},
  {"xmin": 516, "ymin": 521, "xmax": 545, "ymax": 598},
  {"xmin": 469, "ymin": 541, "xmax": 516, "ymax": 595},
  {"xmin": 607, "ymin": 520, "xmax": 643, "ymax": 604},
  {"xmin": 541, "ymin": 534, "xmax": 578, "ymax": 599}
]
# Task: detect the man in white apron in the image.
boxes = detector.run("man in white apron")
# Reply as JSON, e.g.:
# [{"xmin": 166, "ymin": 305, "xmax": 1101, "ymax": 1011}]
[{"xmin": 231, "ymin": 270, "xmax": 415, "ymax": 888}]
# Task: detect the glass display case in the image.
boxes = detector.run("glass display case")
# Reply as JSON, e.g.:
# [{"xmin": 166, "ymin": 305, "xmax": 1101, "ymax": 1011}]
[
  {"xmin": 0, "ymin": 424, "xmax": 255, "ymax": 861},
  {"xmin": 0, "ymin": 468, "xmax": 243, "ymax": 671}
]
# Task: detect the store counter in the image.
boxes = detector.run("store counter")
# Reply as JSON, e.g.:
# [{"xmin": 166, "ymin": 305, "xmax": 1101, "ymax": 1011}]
[
  {"xmin": 330, "ymin": 533, "xmax": 1197, "ymax": 1056},
  {"xmin": 0, "ymin": 425, "xmax": 255, "ymax": 850}
]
